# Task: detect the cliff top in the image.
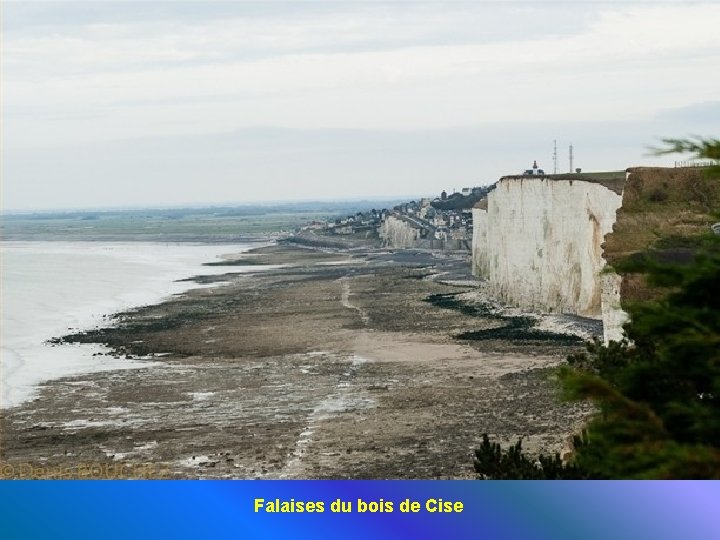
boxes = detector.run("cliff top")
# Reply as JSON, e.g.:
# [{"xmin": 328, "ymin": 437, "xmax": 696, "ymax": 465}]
[
  {"xmin": 499, "ymin": 170, "xmax": 627, "ymax": 195},
  {"xmin": 472, "ymin": 198, "xmax": 488, "ymax": 210}
]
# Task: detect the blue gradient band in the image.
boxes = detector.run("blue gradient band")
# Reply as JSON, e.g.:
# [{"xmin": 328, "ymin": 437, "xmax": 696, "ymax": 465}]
[{"xmin": 1, "ymin": 481, "xmax": 718, "ymax": 539}]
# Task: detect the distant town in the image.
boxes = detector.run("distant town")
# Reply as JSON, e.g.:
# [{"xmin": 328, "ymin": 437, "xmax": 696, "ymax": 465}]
[{"xmin": 302, "ymin": 185, "xmax": 493, "ymax": 250}]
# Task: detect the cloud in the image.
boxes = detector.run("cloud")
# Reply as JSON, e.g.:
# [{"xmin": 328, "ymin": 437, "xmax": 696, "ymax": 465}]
[
  {"xmin": 5, "ymin": 103, "xmax": 717, "ymax": 211},
  {"xmin": 2, "ymin": 2, "xmax": 719, "ymax": 210},
  {"xmin": 4, "ymin": 3, "xmax": 720, "ymax": 151},
  {"xmin": 653, "ymin": 101, "xmax": 720, "ymax": 127}
]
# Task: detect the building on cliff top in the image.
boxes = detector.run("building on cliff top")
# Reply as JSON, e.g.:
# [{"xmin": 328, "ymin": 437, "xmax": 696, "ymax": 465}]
[{"xmin": 523, "ymin": 160, "xmax": 546, "ymax": 175}]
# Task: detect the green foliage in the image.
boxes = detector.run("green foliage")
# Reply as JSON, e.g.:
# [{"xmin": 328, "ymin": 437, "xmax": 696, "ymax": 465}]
[
  {"xmin": 561, "ymin": 236, "xmax": 720, "ymax": 478},
  {"xmin": 650, "ymin": 136, "xmax": 720, "ymax": 160},
  {"xmin": 650, "ymin": 136, "xmax": 720, "ymax": 179},
  {"xmin": 474, "ymin": 434, "xmax": 592, "ymax": 479}
]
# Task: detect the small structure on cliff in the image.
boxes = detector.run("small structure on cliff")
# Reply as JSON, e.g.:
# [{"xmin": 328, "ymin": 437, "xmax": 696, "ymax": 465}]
[{"xmin": 523, "ymin": 160, "xmax": 546, "ymax": 176}]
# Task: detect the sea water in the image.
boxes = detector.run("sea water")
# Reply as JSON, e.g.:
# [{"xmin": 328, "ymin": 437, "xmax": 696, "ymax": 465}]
[{"xmin": 1, "ymin": 241, "xmax": 260, "ymax": 408}]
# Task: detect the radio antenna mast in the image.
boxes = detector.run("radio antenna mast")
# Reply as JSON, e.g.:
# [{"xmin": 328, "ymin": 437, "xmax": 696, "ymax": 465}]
[
  {"xmin": 569, "ymin": 144, "xmax": 574, "ymax": 173},
  {"xmin": 553, "ymin": 140, "xmax": 558, "ymax": 174}
]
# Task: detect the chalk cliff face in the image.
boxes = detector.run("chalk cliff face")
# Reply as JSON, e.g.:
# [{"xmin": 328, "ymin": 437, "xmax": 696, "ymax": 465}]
[
  {"xmin": 472, "ymin": 176, "xmax": 623, "ymax": 320},
  {"xmin": 471, "ymin": 200, "xmax": 489, "ymax": 277},
  {"xmin": 380, "ymin": 215, "xmax": 469, "ymax": 250},
  {"xmin": 380, "ymin": 215, "xmax": 421, "ymax": 249},
  {"xmin": 600, "ymin": 273, "xmax": 628, "ymax": 343}
]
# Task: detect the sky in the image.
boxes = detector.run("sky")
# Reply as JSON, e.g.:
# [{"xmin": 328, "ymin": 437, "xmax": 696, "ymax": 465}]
[{"xmin": 2, "ymin": 0, "xmax": 720, "ymax": 212}]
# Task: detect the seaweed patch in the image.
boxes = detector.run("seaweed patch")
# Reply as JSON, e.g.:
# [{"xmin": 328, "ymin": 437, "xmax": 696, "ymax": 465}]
[{"xmin": 425, "ymin": 293, "xmax": 583, "ymax": 344}]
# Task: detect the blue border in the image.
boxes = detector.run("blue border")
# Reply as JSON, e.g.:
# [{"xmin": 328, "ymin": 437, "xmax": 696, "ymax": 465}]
[{"xmin": 1, "ymin": 481, "xmax": 718, "ymax": 540}]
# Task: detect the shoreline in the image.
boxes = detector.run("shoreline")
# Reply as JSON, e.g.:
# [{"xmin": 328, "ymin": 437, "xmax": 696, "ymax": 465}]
[
  {"xmin": 0, "ymin": 240, "xmax": 266, "ymax": 409},
  {"xmin": 1, "ymin": 242, "xmax": 595, "ymax": 479}
]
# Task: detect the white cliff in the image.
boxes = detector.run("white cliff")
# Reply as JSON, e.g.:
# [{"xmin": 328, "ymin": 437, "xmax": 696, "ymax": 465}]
[
  {"xmin": 600, "ymin": 273, "xmax": 629, "ymax": 343},
  {"xmin": 380, "ymin": 215, "xmax": 421, "ymax": 249},
  {"xmin": 472, "ymin": 176, "xmax": 624, "ymax": 326}
]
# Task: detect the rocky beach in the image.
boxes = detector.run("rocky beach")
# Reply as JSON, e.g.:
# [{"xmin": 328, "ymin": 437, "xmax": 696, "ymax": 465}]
[{"xmin": 0, "ymin": 242, "xmax": 595, "ymax": 479}]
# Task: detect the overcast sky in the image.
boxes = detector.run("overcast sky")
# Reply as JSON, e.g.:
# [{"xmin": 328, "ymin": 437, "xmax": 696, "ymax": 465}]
[{"xmin": 3, "ymin": 0, "xmax": 719, "ymax": 211}]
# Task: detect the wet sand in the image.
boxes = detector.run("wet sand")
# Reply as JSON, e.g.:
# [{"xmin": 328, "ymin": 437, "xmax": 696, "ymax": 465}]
[{"xmin": 0, "ymin": 243, "xmax": 594, "ymax": 478}]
